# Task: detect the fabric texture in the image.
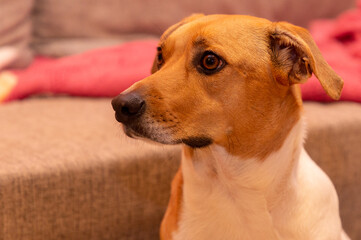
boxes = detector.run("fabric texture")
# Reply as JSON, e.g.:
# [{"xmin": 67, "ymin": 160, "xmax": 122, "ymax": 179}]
[
  {"xmin": 301, "ymin": 0, "xmax": 361, "ymax": 102},
  {"xmin": 0, "ymin": 97, "xmax": 181, "ymax": 240},
  {"xmin": 0, "ymin": 0, "xmax": 34, "ymax": 69},
  {"xmin": 0, "ymin": 97, "xmax": 360, "ymax": 239},
  {"xmin": 303, "ymin": 102, "xmax": 361, "ymax": 240}
]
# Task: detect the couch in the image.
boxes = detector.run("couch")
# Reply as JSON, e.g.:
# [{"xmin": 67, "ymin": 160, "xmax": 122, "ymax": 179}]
[{"xmin": 0, "ymin": 0, "xmax": 360, "ymax": 239}]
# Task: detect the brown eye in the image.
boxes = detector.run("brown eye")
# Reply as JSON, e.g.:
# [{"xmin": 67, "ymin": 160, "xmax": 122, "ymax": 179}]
[
  {"xmin": 157, "ymin": 46, "xmax": 164, "ymax": 68},
  {"xmin": 157, "ymin": 52, "xmax": 164, "ymax": 65},
  {"xmin": 202, "ymin": 54, "xmax": 220, "ymax": 70}
]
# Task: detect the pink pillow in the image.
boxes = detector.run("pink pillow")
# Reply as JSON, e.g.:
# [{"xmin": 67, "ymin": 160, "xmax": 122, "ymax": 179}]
[
  {"xmin": 4, "ymin": 40, "xmax": 158, "ymax": 101},
  {"xmin": 302, "ymin": 3, "xmax": 361, "ymax": 102}
]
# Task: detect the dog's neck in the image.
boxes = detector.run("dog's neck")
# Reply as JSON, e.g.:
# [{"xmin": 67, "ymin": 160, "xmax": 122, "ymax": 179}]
[
  {"xmin": 182, "ymin": 118, "xmax": 304, "ymax": 197},
  {"xmin": 177, "ymin": 119, "xmax": 305, "ymax": 239}
]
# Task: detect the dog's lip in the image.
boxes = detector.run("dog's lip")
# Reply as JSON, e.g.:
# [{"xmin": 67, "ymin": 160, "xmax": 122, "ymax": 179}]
[
  {"xmin": 123, "ymin": 123, "xmax": 214, "ymax": 147},
  {"xmin": 123, "ymin": 125, "xmax": 144, "ymax": 139},
  {"xmin": 123, "ymin": 124, "xmax": 172, "ymax": 145},
  {"xmin": 181, "ymin": 136, "xmax": 213, "ymax": 148}
]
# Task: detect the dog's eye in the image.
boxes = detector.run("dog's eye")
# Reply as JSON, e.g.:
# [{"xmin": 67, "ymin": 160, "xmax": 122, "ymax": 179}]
[
  {"xmin": 202, "ymin": 54, "xmax": 219, "ymax": 70},
  {"xmin": 199, "ymin": 51, "xmax": 224, "ymax": 74},
  {"xmin": 158, "ymin": 52, "xmax": 164, "ymax": 65},
  {"xmin": 157, "ymin": 47, "xmax": 164, "ymax": 68}
]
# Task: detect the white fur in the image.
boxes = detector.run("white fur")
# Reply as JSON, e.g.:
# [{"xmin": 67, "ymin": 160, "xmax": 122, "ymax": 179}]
[{"xmin": 173, "ymin": 119, "xmax": 349, "ymax": 240}]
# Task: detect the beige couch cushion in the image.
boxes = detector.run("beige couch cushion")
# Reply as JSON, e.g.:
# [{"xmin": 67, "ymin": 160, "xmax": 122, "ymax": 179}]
[
  {"xmin": 32, "ymin": 0, "xmax": 355, "ymax": 57},
  {"xmin": 0, "ymin": 97, "xmax": 181, "ymax": 240},
  {"xmin": 0, "ymin": 97, "xmax": 360, "ymax": 239},
  {"xmin": 0, "ymin": 0, "xmax": 33, "ymax": 69},
  {"xmin": 304, "ymin": 102, "xmax": 361, "ymax": 239}
]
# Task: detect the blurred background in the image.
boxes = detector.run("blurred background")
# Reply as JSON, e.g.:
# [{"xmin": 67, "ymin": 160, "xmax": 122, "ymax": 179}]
[
  {"xmin": 0, "ymin": 0, "xmax": 360, "ymax": 240},
  {"xmin": 0, "ymin": 0, "xmax": 356, "ymax": 65}
]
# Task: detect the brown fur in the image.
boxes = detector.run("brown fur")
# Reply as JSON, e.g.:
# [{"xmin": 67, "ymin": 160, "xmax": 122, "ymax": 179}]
[
  {"xmin": 136, "ymin": 16, "xmax": 305, "ymax": 159},
  {"xmin": 160, "ymin": 166, "xmax": 183, "ymax": 240}
]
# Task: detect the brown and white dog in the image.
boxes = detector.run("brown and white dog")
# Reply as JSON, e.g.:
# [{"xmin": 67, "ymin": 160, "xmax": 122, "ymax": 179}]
[{"xmin": 112, "ymin": 14, "xmax": 349, "ymax": 240}]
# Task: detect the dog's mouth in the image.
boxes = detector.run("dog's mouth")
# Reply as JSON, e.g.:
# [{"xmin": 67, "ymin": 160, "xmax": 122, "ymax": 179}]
[
  {"xmin": 122, "ymin": 121, "xmax": 213, "ymax": 148},
  {"xmin": 123, "ymin": 125, "xmax": 146, "ymax": 139},
  {"xmin": 122, "ymin": 119, "xmax": 176, "ymax": 145},
  {"xmin": 181, "ymin": 137, "xmax": 213, "ymax": 148}
]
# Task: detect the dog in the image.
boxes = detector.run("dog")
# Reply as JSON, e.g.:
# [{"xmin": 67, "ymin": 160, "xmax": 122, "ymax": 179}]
[{"xmin": 112, "ymin": 14, "xmax": 350, "ymax": 240}]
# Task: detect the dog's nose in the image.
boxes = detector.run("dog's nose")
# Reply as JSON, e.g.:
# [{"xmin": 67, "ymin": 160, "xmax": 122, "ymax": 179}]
[{"xmin": 111, "ymin": 92, "xmax": 145, "ymax": 123}]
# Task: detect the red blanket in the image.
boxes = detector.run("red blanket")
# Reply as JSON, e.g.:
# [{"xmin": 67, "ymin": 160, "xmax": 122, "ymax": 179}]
[{"xmin": 2, "ymin": 2, "xmax": 361, "ymax": 102}]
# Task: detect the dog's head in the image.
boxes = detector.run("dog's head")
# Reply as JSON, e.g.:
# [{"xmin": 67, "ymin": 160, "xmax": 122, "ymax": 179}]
[{"xmin": 112, "ymin": 14, "xmax": 343, "ymax": 158}]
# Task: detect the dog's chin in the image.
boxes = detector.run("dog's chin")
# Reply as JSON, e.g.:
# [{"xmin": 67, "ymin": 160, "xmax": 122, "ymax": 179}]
[{"xmin": 123, "ymin": 125, "xmax": 213, "ymax": 148}]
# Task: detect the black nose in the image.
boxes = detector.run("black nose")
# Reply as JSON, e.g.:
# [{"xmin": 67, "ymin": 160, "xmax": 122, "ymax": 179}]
[{"xmin": 111, "ymin": 92, "xmax": 146, "ymax": 123}]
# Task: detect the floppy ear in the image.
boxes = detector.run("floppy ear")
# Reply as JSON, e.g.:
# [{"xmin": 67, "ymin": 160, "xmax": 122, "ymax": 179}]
[
  {"xmin": 151, "ymin": 14, "xmax": 205, "ymax": 74},
  {"xmin": 269, "ymin": 21, "xmax": 343, "ymax": 100}
]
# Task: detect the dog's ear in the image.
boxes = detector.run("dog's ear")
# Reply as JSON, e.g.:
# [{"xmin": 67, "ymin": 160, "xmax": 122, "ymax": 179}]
[
  {"xmin": 269, "ymin": 21, "xmax": 343, "ymax": 100},
  {"xmin": 151, "ymin": 14, "xmax": 205, "ymax": 74}
]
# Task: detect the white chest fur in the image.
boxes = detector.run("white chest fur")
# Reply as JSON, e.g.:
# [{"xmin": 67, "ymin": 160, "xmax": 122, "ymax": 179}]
[{"xmin": 173, "ymin": 120, "xmax": 344, "ymax": 240}]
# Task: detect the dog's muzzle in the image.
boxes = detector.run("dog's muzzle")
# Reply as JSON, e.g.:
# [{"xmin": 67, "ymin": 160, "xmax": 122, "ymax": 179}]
[
  {"xmin": 111, "ymin": 91, "xmax": 213, "ymax": 148},
  {"xmin": 111, "ymin": 92, "xmax": 145, "ymax": 124}
]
